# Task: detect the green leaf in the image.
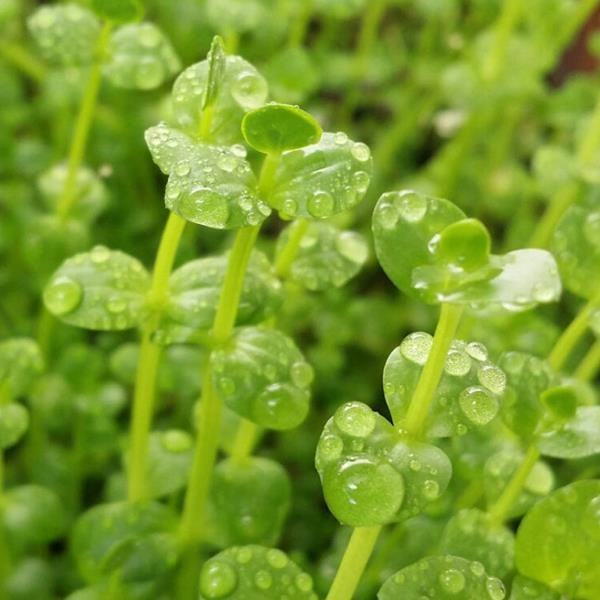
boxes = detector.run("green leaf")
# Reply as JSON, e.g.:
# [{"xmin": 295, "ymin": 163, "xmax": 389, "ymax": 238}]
[
  {"xmin": 515, "ymin": 480, "xmax": 600, "ymax": 598},
  {"xmin": 0, "ymin": 338, "xmax": 44, "ymax": 398},
  {"xmin": 27, "ymin": 4, "xmax": 101, "ymax": 67},
  {"xmin": 315, "ymin": 402, "xmax": 451, "ymax": 526},
  {"xmin": 242, "ymin": 103, "xmax": 322, "ymax": 154},
  {"xmin": 431, "ymin": 218, "xmax": 491, "ymax": 271},
  {"xmin": 538, "ymin": 406, "xmax": 600, "ymax": 459},
  {"xmin": 204, "ymin": 457, "xmax": 291, "ymax": 548},
  {"xmin": 145, "ymin": 124, "xmax": 271, "ymax": 229},
  {"xmin": 263, "ymin": 46, "xmax": 319, "ymax": 104},
  {"xmin": 3, "ymin": 485, "xmax": 67, "ymax": 551},
  {"xmin": 157, "ymin": 250, "xmax": 283, "ymax": 344},
  {"xmin": 211, "ymin": 327, "xmax": 312, "ymax": 430},
  {"xmin": 90, "ymin": 0, "xmax": 142, "ymax": 23},
  {"xmin": 72, "ymin": 501, "xmax": 175, "ymax": 583},
  {"xmin": 551, "ymin": 202, "xmax": 600, "ymax": 299},
  {"xmin": 484, "ymin": 449, "xmax": 554, "ymax": 519},
  {"xmin": 104, "ymin": 23, "xmax": 180, "ymax": 90},
  {"xmin": 144, "ymin": 430, "xmax": 193, "ymax": 499},
  {"xmin": 0, "ymin": 404, "xmax": 29, "ymax": 450},
  {"xmin": 439, "ymin": 508, "xmax": 515, "ymax": 578},
  {"xmin": 539, "ymin": 385, "xmax": 577, "ymax": 421},
  {"xmin": 499, "ymin": 352, "xmax": 557, "ymax": 443},
  {"xmin": 383, "ymin": 334, "xmax": 506, "ymax": 437},
  {"xmin": 268, "ymin": 132, "xmax": 372, "ymax": 219},
  {"xmin": 43, "ymin": 245, "xmax": 150, "ymax": 331},
  {"xmin": 509, "ymin": 575, "xmax": 560, "ymax": 600},
  {"xmin": 205, "ymin": 0, "xmax": 274, "ymax": 34},
  {"xmin": 172, "ymin": 55, "xmax": 268, "ymax": 144},
  {"xmin": 198, "ymin": 545, "xmax": 316, "ymax": 600},
  {"xmin": 38, "ymin": 164, "xmax": 108, "ymax": 224},
  {"xmin": 275, "ymin": 222, "xmax": 368, "ymax": 290},
  {"xmin": 378, "ymin": 555, "xmax": 506, "ymax": 600}
]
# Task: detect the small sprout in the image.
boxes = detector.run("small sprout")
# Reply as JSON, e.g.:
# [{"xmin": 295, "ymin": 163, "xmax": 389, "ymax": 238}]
[
  {"xmin": 241, "ymin": 103, "xmax": 322, "ymax": 155},
  {"xmin": 431, "ymin": 218, "xmax": 491, "ymax": 271}
]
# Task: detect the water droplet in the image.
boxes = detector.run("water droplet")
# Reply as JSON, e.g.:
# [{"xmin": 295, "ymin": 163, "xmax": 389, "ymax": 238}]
[
  {"xmin": 445, "ymin": 349, "xmax": 471, "ymax": 376},
  {"xmin": 183, "ymin": 187, "xmax": 230, "ymax": 228},
  {"xmin": 334, "ymin": 132, "xmax": 348, "ymax": 145},
  {"xmin": 466, "ymin": 342, "xmax": 488, "ymax": 361},
  {"xmin": 352, "ymin": 171, "xmax": 370, "ymax": 195},
  {"xmin": 199, "ymin": 560, "xmax": 238, "ymax": 599},
  {"xmin": 267, "ymin": 549, "xmax": 288, "ymax": 569},
  {"xmin": 376, "ymin": 200, "xmax": 400, "ymax": 230},
  {"xmin": 161, "ymin": 430, "xmax": 192, "ymax": 453},
  {"xmin": 318, "ymin": 434, "xmax": 343, "ymax": 461},
  {"xmin": 219, "ymin": 378, "xmax": 236, "ymax": 395},
  {"xmin": 107, "ymin": 296, "xmax": 127, "ymax": 314},
  {"xmin": 175, "ymin": 162, "xmax": 191, "ymax": 177},
  {"xmin": 351, "ymin": 142, "xmax": 370, "ymax": 162},
  {"xmin": 90, "ymin": 245, "xmax": 111, "ymax": 264},
  {"xmin": 470, "ymin": 561, "xmax": 485, "ymax": 577},
  {"xmin": 218, "ymin": 155, "xmax": 237, "ymax": 173},
  {"xmin": 281, "ymin": 198, "xmax": 298, "ymax": 217},
  {"xmin": 255, "ymin": 570, "xmax": 272, "ymax": 590},
  {"xmin": 44, "ymin": 276, "xmax": 82, "ymax": 316},
  {"xmin": 290, "ymin": 361, "xmax": 314, "ymax": 388},
  {"xmin": 459, "ymin": 386, "xmax": 498, "ymax": 425},
  {"xmin": 477, "ymin": 365, "xmax": 506, "ymax": 395},
  {"xmin": 398, "ymin": 191, "xmax": 427, "ymax": 222},
  {"xmin": 400, "ymin": 332, "xmax": 433, "ymax": 366},
  {"xmin": 231, "ymin": 71, "xmax": 268, "ymax": 109},
  {"xmin": 423, "ymin": 479, "xmax": 440, "ymax": 500},
  {"xmin": 335, "ymin": 232, "xmax": 368, "ymax": 265},
  {"xmin": 486, "ymin": 577, "xmax": 505, "ymax": 600},
  {"xmin": 409, "ymin": 460, "xmax": 422, "ymax": 472},
  {"xmin": 236, "ymin": 547, "xmax": 253, "ymax": 564},
  {"xmin": 307, "ymin": 190, "xmax": 335, "ymax": 218},
  {"xmin": 334, "ymin": 402, "xmax": 376, "ymax": 437},
  {"xmin": 439, "ymin": 568, "xmax": 465, "ymax": 594}
]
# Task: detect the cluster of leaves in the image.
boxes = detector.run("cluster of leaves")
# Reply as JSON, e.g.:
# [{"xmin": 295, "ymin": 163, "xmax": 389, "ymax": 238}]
[{"xmin": 0, "ymin": 0, "xmax": 599, "ymax": 599}]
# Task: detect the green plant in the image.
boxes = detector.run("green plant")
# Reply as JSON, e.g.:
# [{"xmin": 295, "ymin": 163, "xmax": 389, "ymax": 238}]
[{"xmin": 1, "ymin": 1, "xmax": 600, "ymax": 599}]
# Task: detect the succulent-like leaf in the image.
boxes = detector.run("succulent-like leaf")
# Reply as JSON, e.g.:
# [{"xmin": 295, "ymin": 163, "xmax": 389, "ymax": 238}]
[
  {"xmin": 515, "ymin": 480, "xmax": 600, "ymax": 598},
  {"xmin": 104, "ymin": 23, "xmax": 180, "ymax": 90},
  {"xmin": 275, "ymin": 222, "xmax": 368, "ymax": 290},
  {"xmin": 43, "ymin": 245, "xmax": 150, "ymax": 331},
  {"xmin": 378, "ymin": 555, "xmax": 506, "ymax": 600},
  {"xmin": 198, "ymin": 545, "xmax": 317, "ymax": 600},
  {"xmin": 211, "ymin": 327, "xmax": 313, "ymax": 430},
  {"xmin": 268, "ymin": 132, "xmax": 372, "ymax": 219}
]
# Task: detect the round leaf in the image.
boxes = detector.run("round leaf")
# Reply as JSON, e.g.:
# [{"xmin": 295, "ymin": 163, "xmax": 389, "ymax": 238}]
[
  {"xmin": 204, "ymin": 457, "xmax": 291, "ymax": 548},
  {"xmin": 268, "ymin": 132, "xmax": 372, "ymax": 219},
  {"xmin": 515, "ymin": 480, "xmax": 600, "ymax": 598},
  {"xmin": 431, "ymin": 218, "xmax": 491, "ymax": 271},
  {"xmin": 105, "ymin": 23, "xmax": 180, "ymax": 90},
  {"xmin": 0, "ymin": 403, "xmax": 29, "ymax": 449},
  {"xmin": 242, "ymin": 103, "xmax": 322, "ymax": 154},
  {"xmin": 43, "ymin": 245, "xmax": 150, "ymax": 330},
  {"xmin": 211, "ymin": 327, "xmax": 312, "ymax": 430},
  {"xmin": 0, "ymin": 338, "xmax": 44, "ymax": 397},
  {"xmin": 145, "ymin": 430, "xmax": 193, "ymax": 498},
  {"xmin": 378, "ymin": 555, "xmax": 506, "ymax": 600},
  {"xmin": 198, "ymin": 545, "xmax": 317, "ymax": 600},
  {"xmin": 538, "ymin": 406, "xmax": 600, "ymax": 459}
]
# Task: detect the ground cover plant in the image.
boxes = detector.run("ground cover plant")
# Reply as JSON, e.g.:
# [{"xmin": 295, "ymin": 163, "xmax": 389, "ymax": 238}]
[{"xmin": 1, "ymin": 0, "xmax": 600, "ymax": 598}]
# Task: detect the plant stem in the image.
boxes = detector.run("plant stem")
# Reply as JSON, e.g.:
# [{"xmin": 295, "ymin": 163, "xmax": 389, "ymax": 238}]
[
  {"xmin": 127, "ymin": 213, "xmax": 187, "ymax": 502},
  {"xmin": 56, "ymin": 22, "xmax": 112, "ymax": 221},
  {"xmin": 488, "ymin": 445, "xmax": 539, "ymax": 525},
  {"xmin": 403, "ymin": 303, "xmax": 464, "ymax": 436},
  {"xmin": 229, "ymin": 418, "xmax": 259, "ymax": 463},
  {"xmin": 275, "ymin": 218, "xmax": 309, "ymax": 278},
  {"xmin": 0, "ymin": 39, "xmax": 46, "ymax": 82},
  {"xmin": 355, "ymin": 0, "xmax": 387, "ymax": 77},
  {"xmin": 548, "ymin": 290, "xmax": 600, "ymax": 372},
  {"xmin": 326, "ymin": 526, "xmax": 382, "ymax": 600},
  {"xmin": 574, "ymin": 339, "xmax": 600, "ymax": 382},
  {"xmin": 483, "ymin": 0, "xmax": 521, "ymax": 81},
  {"xmin": 288, "ymin": 0, "xmax": 313, "ymax": 48}
]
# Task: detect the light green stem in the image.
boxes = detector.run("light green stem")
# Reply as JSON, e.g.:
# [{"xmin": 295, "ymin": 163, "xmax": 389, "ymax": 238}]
[
  {"xmin": 483, "ymin": 0, "xmax": 521, "ymax": 81},
  {"xmin": 288, "ymin": 0, "xmax": 313, "ymax": 47},
  {"xmin": 0, "ymin": 39, "xmax": 46, "ymax": 81},
  {"xmin": 403, "ymin": 303, "xmax": 464, "ymax": 436},
  {"xmin": 127, "ymin": 213, "xmax": 187, "ymax": 502},
  {"xmin": 326, "ymin": 526, "xmax": 382, "ymax": 600},
  {"xmin": 355, "ymin": 0, "xmax": 387, "ymax": 76},
  {"xmin": 548, "ymin": 290, "xmax": 600, "ymax": 372},
  {"xmin": 574, "ymin": 339, "xmax": 600, "ymax": 382},
  {"xmin": 275, "ymin": 218, "xmax": 309, "ymax": 278},
  {"xmin": 56, "ymin": 22, "xmax": 112, "ymax": 221},
  {"xmin": 488, "ymin": 445, "xmax": 540, "ymax": 524},
  {"xmin": 229, "ymin": 418, "xmax": 259, "ymax": 463}
]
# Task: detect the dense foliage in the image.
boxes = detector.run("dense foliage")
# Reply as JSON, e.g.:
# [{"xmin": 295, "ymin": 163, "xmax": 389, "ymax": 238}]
[{"xmin": 1, "ymin": 0, "xmax": 600, "ymax": 599}]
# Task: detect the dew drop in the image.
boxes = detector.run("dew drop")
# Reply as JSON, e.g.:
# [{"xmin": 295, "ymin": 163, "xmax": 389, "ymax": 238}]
[
  {"xmin": 466, "ymin": 342, "xmax": 488, "ymax": 361},
  {"xmin": 486, "ymin": 577, "xmax": 505, "ymax": 600},
  {"xmin": 295, "ymin": 572, "xmax": 313, "ymax": 592},
  {"xmin": 266, "ymin": 548, "xmax": 288, "ymax": 569},
  {"xmin": 334, "ymin": 402, "xmax": 376, "ymax": 437},
  {"xmin": 409, "ymin": 459, "xmax": 422, "ymax": 472},
  {"xmin": 439, "ymin": 568, "xmax": 465, "ymax": 594},
  {"xmin": 459, "ymin": 386, "xmax": 499, "ymax": 425},
  {"xmin": 44, "ymin": 276, "xmax": 82, "ymax": 316},
  {"xmin": 351, "ymin": 142, "xmax": 370, "ymax": 162},
  {"xmin": 470, "ymin": 561, "xmax": 485, "ymax": 577},
  {"xmin": 307, "ymin": 190, "xmax": 335, "ymax": 218},
  {"xmin": 281, "ymin": 198, "xmax": 298, "ymax": 217},
  {"xmin": 107, "ymin": 297, "xmax": 127, "ymax": 314},
  {"xmin": 199, "ymin": 560, "xmax": 237, "ymax": 599},
  {"xmin": 335, "ymin": 232, "xmax": 368, "ymax": 265},
  {"xmin": 175, "ymin": 162, "xmax": 191, "ymax": 177},
  {"xmin": 90, "ymin": 245, "xmax": 111, "ymax": 264},
  {"xmin": 477, "ymin": 365, "xmax": 506, "ymax": 395},
  {"xmin": 218, "ymin": 155, "xmax": 237, "ymax": 173},
  {"xmin": 138, "ymin": 24, "xmax": 162, "ymax": 48},
  {"xmin": 231, "ymin": 71, "xmax": 268, "ymax": 109},
  {"xmin": 400, "ymin": 332, "xmax": 433, "ymax": 366},
  {"xmin": 334, "ymin": 132, "xmax": 348, "ymax": 145},
  {"xmin": 376, "ymin": 201, "xmax": 400, "ymax": 230},
  {"xmin": 318, "ymin": 435, "xmax": 343, "ymax": 461},
  {"xmin": 398, "ymin": 191, "xmax": 427, "ymax": 222},
  {"xmin": 423, "ymin": 479, "xmax": 439, "ymax": 500},
  {"xmin": 290, "ymin": 361, "xmax": 314, "ymax": 388},
  {"xmin": 445, "ymin": 349, "xmax": 471, "ymax": 376},
  {"xmin": 236, "ymin": 547, "xmax": 253, "ymax": 564},
  {"xmin": 219, "ymin": 378, "xmax": 236, "ymax": 395},
  {"xmin": 352, "ymin": 170, "xmax": 370, "ymax": 194},
  {"xmin": 255, "ymin": 570, "xmax": 273, "ymax": 590},
  {"xmin": 231, "ymin": 144, "xmax": 247, "ymax": 158}
]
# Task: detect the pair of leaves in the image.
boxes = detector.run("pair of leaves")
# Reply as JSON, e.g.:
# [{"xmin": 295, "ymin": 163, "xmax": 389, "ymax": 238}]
[
  {"xmin": 372, "ymin": 190, "xmax": 561, "ymax": 309},
  {"xmin": 199, "ymin": 545, "xmax": 317, "ymax": 600},
  {"xmin": 315, "ymin": 401, "xmax": 451, "ymax": 527}
]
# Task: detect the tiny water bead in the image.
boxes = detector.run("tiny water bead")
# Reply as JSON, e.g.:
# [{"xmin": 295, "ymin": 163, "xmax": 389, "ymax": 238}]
[
  {"xmin": 43, "ymin": 276, "xmax": 82, "ymax": 316},
  {"xmin": 458, "ymin": 386, "xmax": 499, "ymax": 426},
  {"xmin": 334, "ymin": 402, "xmax": 376, "ymax": 437},
  {"xmin": 486, "ymin": 577, "xmax": 506, "ymax": 600},
  {"xmin": 307, "ymin": 190, "xmax": 335, "ymax": 218},
  {"xmin": 400, "ymin": 332, "xmax": 433, "ymax": 365},
  {"xmin": 438, "ymin": 568, "xmax": 465, "ymax": 594},
  {"xmin": 198, "ymin": 546, "xmax": 317, "ymax": 600},
  {"xmin": 397, "ymin": 191, "xmax": 429, "ymax": 223}
]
